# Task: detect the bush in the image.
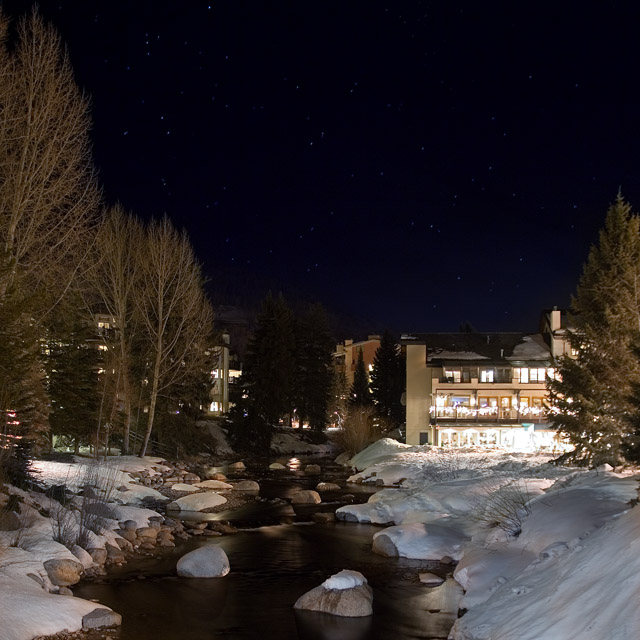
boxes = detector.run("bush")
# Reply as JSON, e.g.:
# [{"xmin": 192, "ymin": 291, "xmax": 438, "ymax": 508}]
[
  {"xmin": 332, "ymin": 406, "xmax": 380, "ymax": 456},
  {"xmin": 473, "ymin": 479, "xmax": 534, "ymax": 537}
]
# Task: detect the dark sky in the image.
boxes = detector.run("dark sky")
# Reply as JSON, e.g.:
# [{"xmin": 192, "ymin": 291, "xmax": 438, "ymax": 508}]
[{"xmin": 7, "ymin": 1, "xmax": 640, "ymax": 334}]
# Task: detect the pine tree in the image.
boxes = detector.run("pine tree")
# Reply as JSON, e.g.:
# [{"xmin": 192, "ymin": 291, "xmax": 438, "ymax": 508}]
[
  {"xmin": 46, "ymin": 313, "xmax": 101, "ymax": 453},
  {"xmin": 370, "ymin": 330, "xmax": 405, "ymax": 427},
  {"xmin": 293, "ymin": 303, "xmax": 334, "ymax": 433},
  {"xmin": 238, "ymin": 292, "xmax": 295, "ymax": 448},
  {"xmin": 350, "ymin": 350, "xmax": 373, "ymax": 407},
  {"xmin": 548, "ymin": 194, "xmax": 640, "ymax": 465}
]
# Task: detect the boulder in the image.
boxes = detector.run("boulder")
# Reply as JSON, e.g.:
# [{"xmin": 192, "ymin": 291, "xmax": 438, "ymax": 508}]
[
  {"xmin": 82, "ymin": 608, "xmax": 123, "ymax": 630},
  {"xmin": 183, "ymin": 473, "xmax": 201, "ymax": 484},
  {"xmin": 43, "ymin": 558, "xmax": 84, "ymax": 587},
  {"xmin": 105, "ymin": 543, "xmax": 125, "ymax": 562},
  {"xmin": 229, "ymin": 461, "xmax": 246, "ymax": 471},
  {"xmin": 203, "ymin": 469, "xmax": 228, "ymax": 481},
  {"xmin": 316, "ymin": 482, "xmax": 341, "ymax": 492},
  {"xmin": 193, "ymin": 480, "xmax": 233, "ymax": 490},
  {"xmin": 232, "ymin": 480, "xmax": 260, "ymax": 492},
  {"xmin": 58, "ymin": 587, "xmax": 73, "ymax": 596},
  {"xmin": 291, "ymin": 490, "xmax": 321, "ymax": 505},
  {"xmin": 312, "ymin": 512, "xmax": 335, "ymax": 523},
  {"xmin": 419, "ymin": 572, "xmax": 445, "ymax": 587},
  {"xmin": 87, "ymin": 548, "xmax": 108, "ymax": 565},
  {"xmin": 176, "ymin": 545, "xmax": 230, "ymax": 578},
  {"xmin": 167, "ymin": 492, "xmax": 227, "ymax": 512},
  {"xmin": 269, "ymin": 462, "xmax": 286, "ymax": 470},
  {"xmin": 71, "ymin": 545, "xmax": 94, "ymax": 569},
  {"xmin": 136, "ymin": 526, "xmax": 158, "ymax": 540},
  {"xmin": 294, "ymin": 570, "xmax": 373, "ymax": 617},
  {"xmin": 304, "ymin": 464, "xmax": 321, "ymax": 475},
  {"xmin": 171, "ymin": 483, "xmax": 199, "ymax": 493},
  {"xmin": 334, "ymin": 452, "xmax": 351, "ymax": 466},
  {"xmin": 120, "ymin": 519, "xmax": 138, "ymax": 531}
]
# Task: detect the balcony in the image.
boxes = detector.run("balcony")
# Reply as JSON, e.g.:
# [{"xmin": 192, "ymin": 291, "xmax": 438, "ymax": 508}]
[{"xmin": 431, "ymin": 405, "xmax": 545, "ymax": 424}]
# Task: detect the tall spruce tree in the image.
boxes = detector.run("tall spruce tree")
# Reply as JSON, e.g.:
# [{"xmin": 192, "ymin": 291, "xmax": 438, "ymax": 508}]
[
  {"xmin": 370, "ymin": 330, "xmax": 405, "ymax": 427},
  {"xmin": 548, "ymin": 194, "xmax": 640, "ymax": 465},
  {"xmin": 350, "ymin": 350, "xmax": 373, "ymax": 407},
  {"xmin": 293, "ymin": 303, "xmax": 334, "ymax": 433},
  {"xmin": 238, "ymin": 292, "xmax": 295, "ymax": 449}
]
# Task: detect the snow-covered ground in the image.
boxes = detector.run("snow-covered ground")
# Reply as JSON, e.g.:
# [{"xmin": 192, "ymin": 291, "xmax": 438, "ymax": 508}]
[
  {"xmin": 338, "ymin": 439, "xmax": 640, "ymax": 639},
  {"xmin": 0, "ymin": 456, "xmax": 172, "ymax": 639}
]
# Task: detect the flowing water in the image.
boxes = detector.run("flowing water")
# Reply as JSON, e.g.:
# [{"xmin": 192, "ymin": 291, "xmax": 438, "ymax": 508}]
[{"xmin": 74, "ymin": 458, "xmax": 458, "ymax": 639}]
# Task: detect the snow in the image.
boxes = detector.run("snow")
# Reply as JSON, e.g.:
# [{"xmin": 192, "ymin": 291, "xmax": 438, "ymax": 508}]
[
  {"xmin": 166, "ymin": 491, "xmax": 227, "ymax": 511},
  {"xmin": 0, "ymin": 574, "xmax": 114, "ymax": 640},
  {"xmin": 506, "ymin": 334, "xmax": 550, "ymax": 360},
  {"xmin": 270, "ymin": 430, "xmax": 336, "ymax": 456},
  {"xmin": 198, "ymin": 420, "xmax": 235, "ymax": 456},
  {"xmin": 0, "ymin": 455, "xmax": 168, "ymax": 639},
  {"xmin": 429, "ymin": 350, "xmax": 489, "ymax": 361},
  {"xmin": 339, "ymin": 438, "xmax": 640, "ymax": 640},
  {"xmin": 321, "ymin": 569, "xmax": 367, "ymax": 590}
]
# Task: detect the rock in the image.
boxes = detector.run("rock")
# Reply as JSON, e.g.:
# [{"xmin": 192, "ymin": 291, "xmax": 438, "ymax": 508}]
[
  {"xmin": 316, "ymin": 482, "xmax": 341, "ymax": 491},
  {"xmin": 421, "ymin": 578, "xmax": 463, "ymax": 613},
  {"xmin": 58, "ymin": 586, "xmax": 73, "ymax": 596},
  {"xmin": 159, "ymin": 538, "xmax": 176, "ymax": 547},
  {"xmin": 27, "ymin": 572, "xmax": 46, "ymax": 588},
  {"xmin": 294, "ymin": 570, "xmax": 373, "ymax": 617},
  {"xmin": 167, "ymin": 492, "xmax": 227, "ymax": 511},
  {"xmin": 164, "ymin": 476, "xmax": 180, "ymax": 485},
  {"xmin": 83, "ymin": 502, "xmax": 119, "ymax": 519},
  {"xmin": 232, "ymin": 480, "xmax": 260, "ymax": 492},
  {"xmin": 304, "ymin": 464, "xmax": 321, "ymax": 475},
  {"xmin": 171, "ymin": 483, "xmax": 199, "ymax": 492},
  {"xmin": 203, "ymin": 469, "xmax": 228, "ymax": 480},
  {"xmin": 43, "ymin": 559, "xmax": 84, "ymax": 586},
  {"xmin": 105, "ymin": 543, "xmax": 125, "ymax": 562},
  {"xmin": 136, "ymin": 526, "xmax": 158, "ymax": 540},
  {"xmin": 0, "ymin": 510, "xmax": 20, "ymax": 531},
  {"xmin": 183, "ymin": 473, "xmax": 201, "ymax": 484},
  {"xmin": 312, "ymin": 512, "xmax": 335, "ymax": 523},
  {"xmin": 419, "ymin": 572, "xmax": 445, "ymax": 586},
  {"xmin": 193, "ymin": 480, "xmax": 233, "ymax": 490},
  {"xmin": 114, "ymin": 537, "xmax": 133, "ymax": 551},
  {"xmin": 82, "ymin": 608, "xmax": 122, "ymax": 630},
  {"xmin": 334, "ymin": 452, "xmax": 351, "ymax": 466},
  {"xmin": 87, "ymin": 548, "xmax": 108, "ymax": 565},
  {"xmin": 117, "ymin": 528, "xmax": 137, "ymax": 543},
  {"xmin": 176, "ymin": 545, "xmax": 230, "ymax": 578},
  {"xmin": 229, "ymin": 461, "xmax": 246, "ymax": 471},
  {"xmin": 340, "ymin": 494, "xmax": 355, "ymax": 503},
  {"xmin": 269, "ymin": 462, "xmax": 286, "ymax": 470},
  {"xmin": 208, "ymin": 521, "xmax": 238, "ymax": 535},
  {"xmin": 291, "ymin": 490, "xmax": 321, "ymax": 505},
  {"xmin": 120, "ymin": 519, "xmax": 138, "ymax": 531}
]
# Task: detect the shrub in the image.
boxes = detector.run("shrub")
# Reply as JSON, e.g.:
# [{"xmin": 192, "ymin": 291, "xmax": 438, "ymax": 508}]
[
  {"xmin": 473, "ymin": 479, "xmax": 534, "ymax": 537},
  {"xmin": 332, "ymin": 406, "xmax": 380, "ymax": 456}
]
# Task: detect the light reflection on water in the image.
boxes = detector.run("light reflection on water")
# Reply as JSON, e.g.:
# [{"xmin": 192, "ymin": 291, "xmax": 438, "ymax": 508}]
[{"xmin": 288, "ymin": 456, "xmax": 301, "ymax": 471}]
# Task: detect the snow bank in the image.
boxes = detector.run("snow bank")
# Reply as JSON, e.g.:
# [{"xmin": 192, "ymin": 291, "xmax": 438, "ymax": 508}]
[
  {"xmin": 372, "ymin": 522, "xmax": 470, "ymax": 560},
  {"xmin": 0, "ymin": 574, "xmax": 115, "ymax": 640},
  {"xmin": 198, "ymin": 420, "xmax": 235, "ymax": 456},
  {"xmin": 270, "ymin": 430, "xmax": 336, "ymax": 456}
]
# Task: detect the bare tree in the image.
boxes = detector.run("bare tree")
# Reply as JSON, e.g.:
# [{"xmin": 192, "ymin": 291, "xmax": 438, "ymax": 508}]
[
  {"xmin": 84, "ymin": 205, "xmax": 143, "ymax": 454},
  {"xmin": 136, "ymin": 216, "xmax": 214, "ymax": 457},
  {"xmin": 0, "ymin": 7, "xmax": 100, "ymax": 311}
]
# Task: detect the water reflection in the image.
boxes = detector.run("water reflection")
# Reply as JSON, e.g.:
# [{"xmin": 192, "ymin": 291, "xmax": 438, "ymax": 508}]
[{"xmin": 288, "ymin": 457, "xmax": 301, "ymax": 471}]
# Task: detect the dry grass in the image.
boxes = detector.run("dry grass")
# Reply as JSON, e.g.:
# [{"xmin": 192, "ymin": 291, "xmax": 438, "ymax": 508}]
[
  {"xmin": 472, "ymin": 479, "xmax": 534, "ymax": 537},
  {"xmin": 332, "ymin": 406, "xmax": 381, "ymax": 456}
]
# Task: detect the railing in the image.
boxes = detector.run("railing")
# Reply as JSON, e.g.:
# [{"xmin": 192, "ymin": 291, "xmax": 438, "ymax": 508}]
[{"xmin": 431, "ymin": 406, "xmax": 545, "ymax": 423}]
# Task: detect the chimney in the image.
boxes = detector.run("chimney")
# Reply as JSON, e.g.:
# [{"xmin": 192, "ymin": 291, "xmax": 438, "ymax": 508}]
[{"xmin": 550, "ymin": 308, "xmax": 561, "ymax": 332}]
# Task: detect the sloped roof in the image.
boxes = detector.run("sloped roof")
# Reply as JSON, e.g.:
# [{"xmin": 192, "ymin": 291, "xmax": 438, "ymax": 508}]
[{"xmin": 400, "ymin": 332, "xmax": 552, "ymax": 364}]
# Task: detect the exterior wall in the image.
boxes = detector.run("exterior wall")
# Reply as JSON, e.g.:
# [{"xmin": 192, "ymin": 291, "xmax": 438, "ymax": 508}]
[
  {"xmin": 333, "ymin": 336, "xmax": 381, "ymax": 387},
  {"xmin": 207, "ymin": 332, "xmax": 230, "ymax": 416},
  {"xmin": 405, "ymin": 344, "xmax": 432, "ymax": 445}
]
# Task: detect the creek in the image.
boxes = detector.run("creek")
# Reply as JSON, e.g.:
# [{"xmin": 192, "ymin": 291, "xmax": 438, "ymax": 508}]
[{"xmin": 74, "ymin": 457, "xmax": 459, "ymax": 639}]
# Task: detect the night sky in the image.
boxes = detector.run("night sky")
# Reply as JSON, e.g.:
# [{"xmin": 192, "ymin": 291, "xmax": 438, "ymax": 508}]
[{"xmin": 6, "ymin": 1, "xmax": 640, "ymax": 334}]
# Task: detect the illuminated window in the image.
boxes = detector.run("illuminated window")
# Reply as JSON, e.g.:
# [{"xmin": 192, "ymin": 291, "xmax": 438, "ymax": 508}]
[
  {"xmin": 480, "ymin": 369, "xmax": 494, "ymax": 382},
  {"xmin": 209, "ymin": 401, "xmax": 219, "ymax": 412},
  {"xmin": 98, "ymin": 344, "xmax": 107, "ymax": 351},
  {"xmin": 445, "ymin": 369, "xmax": 461, "ymax": 383},
  {"xmin": 529, "ymin": 368, "xmax": 546, "ymax": 382},
  {"xmin": 514, "ymin": 367, "xmax": 529, "ymax": 383},
  {"xmin": 451, "ymin": 395, "xmax": 470, "ymax": 407}
]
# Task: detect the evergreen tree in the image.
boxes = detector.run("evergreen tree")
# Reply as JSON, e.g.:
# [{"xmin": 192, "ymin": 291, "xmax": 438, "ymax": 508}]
[
  {"xmin": 238, "ymin": 292, "xmax": 295, "ymax": 448},
  {"xmin": 548, "ymin": 195, "xmax": 640, "ymax": 465},
  {"xmin": 350, "ymin": 350, "xmax": 373, "ymax": 407},
  {"xmin": 370, "ymin": 330, "xmax": 405, "ymax": 427},
  {"xmin": 293, "ymin": 303, "xmax": 334, "ymax": 433},
  {"xmin": 46, "ymin": 314, "xmax": 101, "ymax": 453}
]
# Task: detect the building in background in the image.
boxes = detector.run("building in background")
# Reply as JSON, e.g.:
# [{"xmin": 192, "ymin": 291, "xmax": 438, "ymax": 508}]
[
  {"xmin": 401, "ymin": 309, "xmax": 570, "ymax": 450},
  {"xmin": 333, "ymin": 335, "xmax": 381, "ymax": 387}
]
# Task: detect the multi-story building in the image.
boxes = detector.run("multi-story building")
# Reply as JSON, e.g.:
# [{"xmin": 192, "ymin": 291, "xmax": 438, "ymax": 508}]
[
  {"xmin": 333, "ymin": 335, "xmax": 381, "ymax": 387},
  {"xmin": 401, "ymin": 308, "xmax": 570, "ymax": 450}
]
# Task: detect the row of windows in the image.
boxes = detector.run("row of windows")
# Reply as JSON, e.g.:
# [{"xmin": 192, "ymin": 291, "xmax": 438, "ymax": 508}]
[{"xmin": 443, "ymin": 367, "xmax": 557, "ymax": 383}]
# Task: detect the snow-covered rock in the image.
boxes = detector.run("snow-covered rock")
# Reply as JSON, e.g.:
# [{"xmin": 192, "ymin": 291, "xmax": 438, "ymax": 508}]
[
  {"xmin": 232, "ymin": 480, "xmax": 260, "ymax": 492},
  {"xmin": 193, "ymin": 480, "xmax": 233, "ymax": 490},
  {"xmin": 291, "ymin": 490, "xmax": 321, "ymax": 505},
  {"xmin": 166, "ymin": 492, "xmax": 227, "ymax": 512},
  {"xmin": 294, "ymin": 570, "xmax": 373, "ymax": 617},
  {"xmin": 176, "ymin": 545, "xmax": 230, "ymax": 578},
  {"xmin": 170, "ymin": 483, "xmax": 199, "ymax": 492},
  {"xmin": 372, "ymin": 522, "xmax": 469, "ymax": 561}
]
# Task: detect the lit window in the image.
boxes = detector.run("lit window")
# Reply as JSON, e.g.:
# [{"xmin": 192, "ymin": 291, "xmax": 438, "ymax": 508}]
[
  {"xmin": 445, "ymin": 369, "xmax": 461, "ymax": 383},
  {"xmin": 480, "ymin": 369, "xmax": 494, "ymax": 382},
  {"xmin": 209, "ymin": 401, "xmax": 219, "ymax": 412},
  {"xmin": 529, "ymin": 368, "xmax": 546, "ymax": 382},
  {"xmin": 98, "ymin": 344, "xmax": 108, "ymax": 351},
  {"xmin": 514, "ymin": 367, "xmax": 529, "ymax": 383},
  {"xmin": 211, "ymin": 369, "xmax": 219, "ymax": 378}
]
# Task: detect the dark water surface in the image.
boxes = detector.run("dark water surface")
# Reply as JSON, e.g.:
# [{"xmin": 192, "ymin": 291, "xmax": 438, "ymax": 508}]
[{"xmin": 74, "ymin": 459, "xmax": 457, "ymax": 640}]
